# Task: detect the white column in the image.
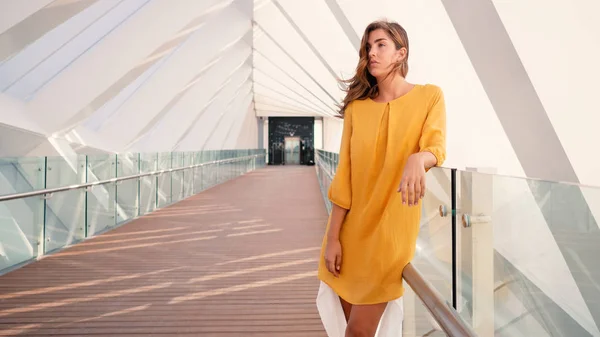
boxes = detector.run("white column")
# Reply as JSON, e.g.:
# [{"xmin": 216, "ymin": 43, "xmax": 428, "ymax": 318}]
[
  {"xmin": 263, "ymin": 118, "xmax": 269, "ymax": 163},
  {"xmin": 314, "ymin": 118, "xmax": 323, "ymax": 150}
]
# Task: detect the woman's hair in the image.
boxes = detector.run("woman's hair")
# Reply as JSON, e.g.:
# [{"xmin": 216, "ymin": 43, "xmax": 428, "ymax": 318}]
[{"xmin": 338, "ymin": 20, "xmax": 409, "ymax": 116}]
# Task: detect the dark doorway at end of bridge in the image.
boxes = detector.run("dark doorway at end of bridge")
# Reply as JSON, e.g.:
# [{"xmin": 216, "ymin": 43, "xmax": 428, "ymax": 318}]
[{"xmin": 268, "ymin": 117, "xmax": 315, "ymax": 166}]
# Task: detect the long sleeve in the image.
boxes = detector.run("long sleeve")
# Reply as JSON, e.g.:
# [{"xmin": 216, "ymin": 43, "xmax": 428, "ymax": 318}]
[
  {"xmin": 419, "ymin": 86, "xmax": 447, "ymax": 168},
  {"xmin": 327, "ymin": 103, "xmax": 353, "ymax": 209}
]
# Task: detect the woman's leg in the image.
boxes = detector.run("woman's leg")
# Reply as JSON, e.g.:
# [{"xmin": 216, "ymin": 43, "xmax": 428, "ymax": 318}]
[
  {"xmin": 340, "ymin": 296, "xmax": 353, "ymax": 322},
  {"xmin": 345, "ymin": 302, "xmax": 387, "ymax": 337}
]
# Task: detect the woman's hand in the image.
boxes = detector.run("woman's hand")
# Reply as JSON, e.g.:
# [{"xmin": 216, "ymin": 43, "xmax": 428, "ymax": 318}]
[
  {"xmin": 398, "ymin": 153, "xmax": 427, "ymax": 206},
  {"xmin": 324, "ymin": 237, "xmax": 342, "ymax": 278}
]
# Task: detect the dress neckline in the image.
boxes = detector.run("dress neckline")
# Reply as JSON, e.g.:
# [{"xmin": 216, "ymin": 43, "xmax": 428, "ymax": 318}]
[{"xmin": 368, "ymin": 84, "xmax": 422, "ymax": 104}]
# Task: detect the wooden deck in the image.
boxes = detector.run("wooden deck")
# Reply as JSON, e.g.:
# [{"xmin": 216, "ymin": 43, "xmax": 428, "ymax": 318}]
[{"xmin": 0, "ymin": 166, "xmax": 329, "ymax": 336}]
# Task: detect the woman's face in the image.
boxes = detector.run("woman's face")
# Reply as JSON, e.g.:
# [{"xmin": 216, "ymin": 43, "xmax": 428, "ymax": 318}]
[{"xmin": 366, "ymin": 28, "xmax": 404, "ymax": 80}]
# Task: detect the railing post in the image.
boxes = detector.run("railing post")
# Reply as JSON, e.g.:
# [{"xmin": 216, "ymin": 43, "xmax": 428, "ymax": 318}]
[
  {"xmin": 465, "ymin": 167, "xmax": 495, "ymax": 337},
  {"xmin": 137, "ymin": 153, "xmax": 141, "ymax": 217},
  {"xmin": 451, "ymin": 168, "xmax": 457, "ymax": 310},
  {"xmin": 40, "ymin": 156, "xmax": 48, "ymax": 257}
]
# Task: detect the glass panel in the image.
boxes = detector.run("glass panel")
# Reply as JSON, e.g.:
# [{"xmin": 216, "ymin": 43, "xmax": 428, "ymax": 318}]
[
  {"xmin": 182, "ymin": 153, "xmax": 194, "ymax": 198},
  {"xmin": 157, "ymin": 152, "xmax": 172, "ymax": 207},
  {"xmin": 171, "ymin": 152, "xmax": 184, "ymax": 203},
  {"xmin": 0, "ymin": 196, "xmax": 44, "ymax": 274},
  {"xmin": 0, "ymin": 156, "xmax": 46, "ymax": 273},
  {"xmin": 315, "ymin": 150, "xmax": 333, "ymax": 213},
  {"xmin": 0, "ymin": 157, "xmax": 45, "ymax": 194},
  {"xmin": 139, "ymin": 152, "xmax": 157, "ymax": 216},
  {"xmin": 226, "ymin": 161, "xmax": 232, "ymax": 181},
  {"xmin": 207, "ymin": 162, "xmax": 217, "ymax": 188},
  {"xmin": 414, "ymin": 167, "xmax": 454, "ymax": 305},
  {"xmin": 458, "ymin": 170, "xmax": 600, "ymax": 337},
  {"xmin": 44, "ymin": 155, "xmax": 86, "ymax": 253},
  {"xmin": 86, "ymin": 154, "xmax": 115, "ymax": 235},
  {"xmin": 116, "ymin": 153, "xmax": 139, "ymax": 224},
  {"xmin": 402, "ymin": 282, "xmax": 448, "ymax": 336},
  {"xmin": 202, "ymin": 164, "xmax": 209, "ymax": 191},
  {"xmin": 193, "ymin": 165, "xmax": 202, "ymax": 194}
]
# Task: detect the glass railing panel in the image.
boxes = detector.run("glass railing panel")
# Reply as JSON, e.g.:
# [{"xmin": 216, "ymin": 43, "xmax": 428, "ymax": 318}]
[
  {"xmin": 238, "ymin": 157, "xmax": 243, "ymax": 176},
  {"xmin": 182, "ymin": 153, "xmax": 194, "ymax": 198},
  {"xmin": 116, "ymin": 153, "xmax": 139, "ymax": 224},
  {"xmin": 44, "ymin": 155, "xmax": 86, "ymax": 253},
  {"xmin": 0, "ymin": 149, "xmax": 266, "ymax": 274},
  {"xmin": 0, "ymin": 196, "xmax": 44, "ymax": 274},
  {"xmin": 171, "ymin": 152, "xmax": 185, "ymax": 203},
  {"xmin": 193, "ymin": 165, "xmax": 203, "ymax": 194},
  {"xmin": 220, "ymin": 161, "xmax": 227, "ymax": 184},
  {"xmin": 139, "ymin": 152, "xmax": 157, "ymax": 216},
  {"xmin": 227, "ymin": 161, "xmax": 233, "ymax": 181},
  {"xmin": 458, "ymin": 170, "xmax": 600, "ymax": 337},
  {"xmin": 315, "ymin": 149, "xmax": 340, "ymax": 213},
  {"xmin": 209, "ymin": 162, "xmax": 218, "ymax": 188},
  {"xmin": 0, "ymin": 156, "xmax": 46, "ymax": 273},
  {"xmin": 202, "ymin": 163, "xmax": 211, "ymax": 190},
  {"xmin": 157, "ymin": 152, "xmax": 172, "ymax": 207},
  {"xmin": 413, "ymin": 167, "xmax": 455, "ymax": 307},
  {"xmin": 402, "ymin": 282, "xmax": 449, "ymax": 337},
  {"xmin": 0, "ymin": 156, "xmax": 46, "ymax": 193},
  {"xmin": 86, "ymin": 154, "xmax": 116, "ymax": 235},
  {"xmin": 218, "ymin": 162, "xmax": 224, "ymax": 185}
]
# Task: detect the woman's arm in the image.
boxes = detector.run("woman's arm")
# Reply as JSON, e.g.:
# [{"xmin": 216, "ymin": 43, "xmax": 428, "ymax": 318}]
[
  {"xmin": 398, "ymin": 87, "xmax": 447, "ymax": 206},
  {"xmin": 324, "ymin": 104, "xmax": 354, "ymax": 278},
  {"xmin": 327, "ymin": 203, "xmax": 348, "ymax": 241},
  {"xmin": 324, "ymin": 203, "xmax": 347, "ymax": 278},
  {"xmin": 415, "ymin": 151, "xmax": 438, "ymax": 170}
]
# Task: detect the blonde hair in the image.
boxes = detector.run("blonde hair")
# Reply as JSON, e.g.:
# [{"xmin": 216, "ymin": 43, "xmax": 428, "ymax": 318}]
[{"xmin": 338, "ymin": 20, "xmax": 409, "ymax": 116}]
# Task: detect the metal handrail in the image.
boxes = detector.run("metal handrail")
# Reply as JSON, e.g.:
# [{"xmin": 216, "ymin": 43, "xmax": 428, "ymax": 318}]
[
  {"xmin": 0, "ymin": 154, "xmax": 263, "ymax": 203},
  {"xmin": 403, "ymin": 263, "xmax": 477, "ymax": 337}
]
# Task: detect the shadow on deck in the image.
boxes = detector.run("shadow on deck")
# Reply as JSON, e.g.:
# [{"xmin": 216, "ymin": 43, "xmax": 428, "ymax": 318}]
[{"xmin": 0, "ymin": 166, "xmax": 328, "ymax": 336}]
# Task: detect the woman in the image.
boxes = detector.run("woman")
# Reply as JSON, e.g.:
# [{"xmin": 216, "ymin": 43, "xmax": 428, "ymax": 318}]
[{"xmin": 317, "ymin": 20, "xmax": 446, "ymax": 337}]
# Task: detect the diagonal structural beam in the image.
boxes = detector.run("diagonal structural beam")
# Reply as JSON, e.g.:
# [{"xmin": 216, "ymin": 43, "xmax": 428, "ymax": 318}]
[
  {"xmin": 254, "ymin": 81, "xmax": 331, "ymax": 117},
  {"xmin": 441, "ymin": 0, "xmax": 576, "ymax": 184},
  {"xmin": 254, "ymin": 100, "xmax": 318, "ymax": 115},
  {"xmin": 56, "ymin": 0, "xmax": 236, "ymax": 135},
  {"xmin": 270, "ymin": 0, "xmax": 339, "ymax": 82},
  {"xmin": 254, "ymin": 48, "xmax": 338, "ymax": 115},
  {"xmin": 323, "ymin": 0, "xmax": 360, "ymax": 52},
  {"xmin": 201, "ymin": 79, "xmax": 253, "ymax": 150},
  {"xmin": 253, "ymin": 22, "xmax": 339, "ymax": 105},
  {"xmin": 254, "ymin": 94, "xmax": 324, "ymax": 115},
  {"xmin": 220, "ymin": 92, "xmax": 254, "ymax": 149},
  {"xmin": 171, "ymin": 53, "xmax": 252, "ymax": 150},
  {"xmin": 254, "ymin": 67, "xmax": 336, "ymax": 116},
  {"xmin": 123, "ymin": 31, "xmax": 250, "ymax": 149}
]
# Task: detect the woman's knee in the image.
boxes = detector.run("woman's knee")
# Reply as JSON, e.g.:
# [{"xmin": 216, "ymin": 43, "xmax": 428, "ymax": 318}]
[{"xmin": 344, "ymin": 303, "xmax": 387, "ymax": 337}]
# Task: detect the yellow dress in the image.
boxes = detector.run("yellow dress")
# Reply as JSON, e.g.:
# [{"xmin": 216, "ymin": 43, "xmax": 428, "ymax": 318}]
[{"xmin": 317, "ymin": 83, "xmax": 446, "ymax": 305}]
